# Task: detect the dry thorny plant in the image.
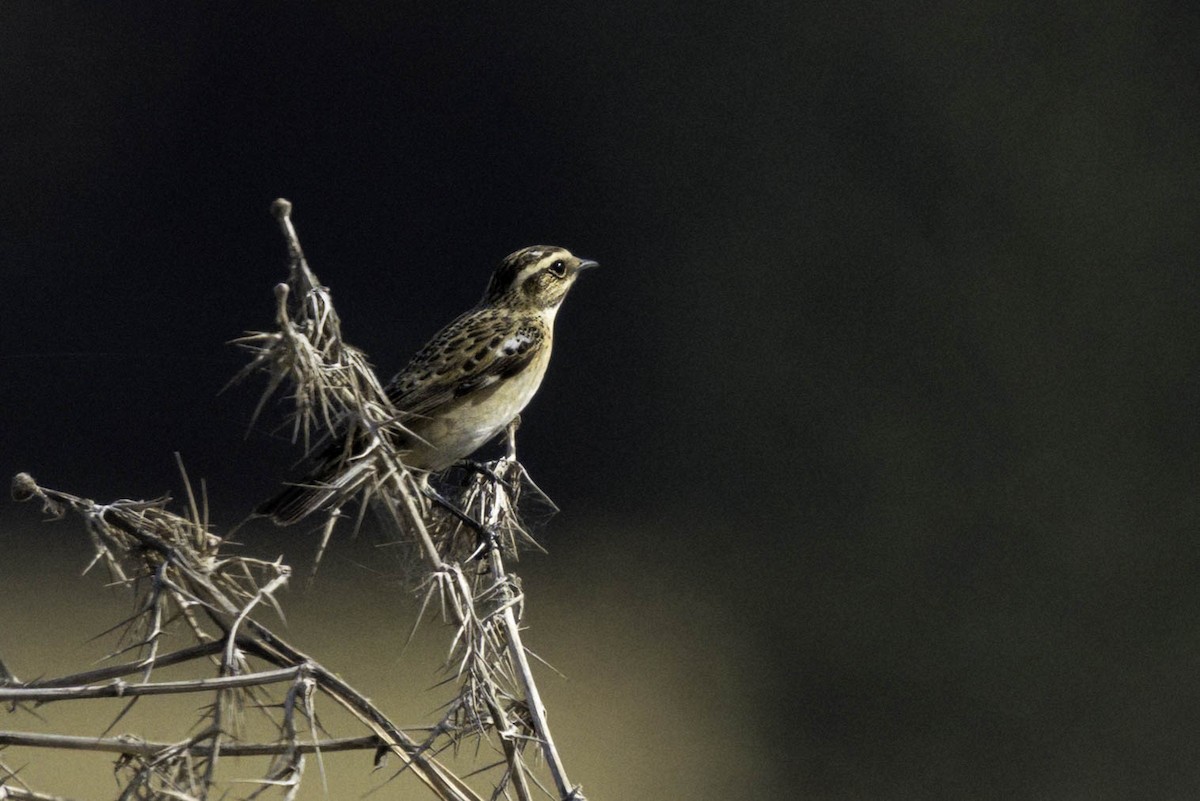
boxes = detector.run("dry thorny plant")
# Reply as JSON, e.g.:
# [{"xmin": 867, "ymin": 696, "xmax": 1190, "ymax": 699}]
[{"xmin": 0, "ymin": 200, "xmax": 584, "ymax": 801}]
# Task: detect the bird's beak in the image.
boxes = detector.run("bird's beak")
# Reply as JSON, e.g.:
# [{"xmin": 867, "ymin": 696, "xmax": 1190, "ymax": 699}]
[{"xmin": 576, "ymin": 259, "xmax": 600, "ymax": 272}]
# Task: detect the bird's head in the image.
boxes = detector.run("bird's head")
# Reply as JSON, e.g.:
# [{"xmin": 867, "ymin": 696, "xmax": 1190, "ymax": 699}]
[{"xmin": 482, "ymin": 246, "xmax": 598, "ymax": 314}]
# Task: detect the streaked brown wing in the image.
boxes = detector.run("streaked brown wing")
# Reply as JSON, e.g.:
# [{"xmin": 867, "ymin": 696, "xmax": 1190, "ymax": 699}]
[{"xmin": 385, "ymin": 309, "xmax": 544, "ymax": 417}]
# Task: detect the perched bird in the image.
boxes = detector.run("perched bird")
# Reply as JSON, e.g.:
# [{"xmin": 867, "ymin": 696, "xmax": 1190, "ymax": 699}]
[{"xmin": 257, "ymin": 246, "xmax": 597, "ymax": 525}]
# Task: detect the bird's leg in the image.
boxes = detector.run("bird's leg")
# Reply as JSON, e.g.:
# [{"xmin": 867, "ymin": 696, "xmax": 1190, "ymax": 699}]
[
  {"xmin": 457, "ymin": 414, "xmax": 524, "ymax": 489},
  {"xmin": 504, "ymin": 414, "xmax": 521, "ymax": 461},
  {"xmin": 421, "ymin": 483, "xmax": 499, "ymax": 555},
  {"xmin": 456, "ymin": 459, "xmax": 515, "ymax": 491}
]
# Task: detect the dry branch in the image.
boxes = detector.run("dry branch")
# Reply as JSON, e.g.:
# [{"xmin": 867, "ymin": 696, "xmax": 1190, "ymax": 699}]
[
  {"xmin": 0, "ymin": 732, "xmax": 383, "ymax": 757},
  {"xmin": 3, "ymin": 199, "xmax": 584, "ymax": 801}
]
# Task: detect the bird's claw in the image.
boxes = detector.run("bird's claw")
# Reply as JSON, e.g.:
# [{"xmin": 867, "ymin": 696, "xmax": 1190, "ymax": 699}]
[{"xmin": 457, "ymin": 459, "xmax": 516, "ymax": 493}]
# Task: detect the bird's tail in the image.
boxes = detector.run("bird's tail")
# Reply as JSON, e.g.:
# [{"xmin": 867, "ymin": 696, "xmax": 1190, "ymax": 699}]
[
  {"xmin": 254, "ymin": 483, "xmax": 332, "ymax": 526},
  {"xmin": 255, "ymin": 458, "xmax": 373, "ymax": 526}
]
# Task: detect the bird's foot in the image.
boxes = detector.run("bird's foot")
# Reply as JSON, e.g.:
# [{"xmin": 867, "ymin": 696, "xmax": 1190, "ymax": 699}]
[
  {"xmin": 422, "ymin": 484, "xmax": 501, "ymax": 558},
  {"xmin": 457, "ymin": 459, "xmax": 516, "ymax": 493}
]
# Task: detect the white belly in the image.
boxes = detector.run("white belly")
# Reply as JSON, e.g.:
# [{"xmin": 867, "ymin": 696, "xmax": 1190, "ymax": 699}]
[{"xmin": 403, "ymin": 344, "xmax": 551, "ymax": 470}]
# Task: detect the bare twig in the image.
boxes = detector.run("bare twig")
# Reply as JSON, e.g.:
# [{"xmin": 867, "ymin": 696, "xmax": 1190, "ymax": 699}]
[
  {"xmin": 0, "ymin": 785, "xmax": 83, "ymax": 801},
  {"xmin": 0, "ymin": 731, "xmax": 382, "ymax": 757},
  {"xmin": 0, "ymin": 666, "xmax": 303, "ymax": 702},
  {"xmin": 4, "ymin": 642, "xmax": 223, "ymax": 689}
]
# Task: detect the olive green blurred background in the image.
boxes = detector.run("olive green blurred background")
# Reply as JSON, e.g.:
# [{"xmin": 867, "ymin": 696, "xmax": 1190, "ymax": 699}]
[{"xmin": 3, "ymin": 2, "xmax": 1199, "ymax": 798}]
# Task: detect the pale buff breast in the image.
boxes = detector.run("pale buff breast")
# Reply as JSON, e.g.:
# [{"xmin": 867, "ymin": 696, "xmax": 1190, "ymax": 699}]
[{"xmin": 401, "ymin": 341, "xmax": 553, "ymax": 471}]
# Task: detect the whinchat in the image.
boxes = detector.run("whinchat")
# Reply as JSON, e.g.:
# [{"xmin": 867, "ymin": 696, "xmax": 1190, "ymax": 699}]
[{"xmin": 258, "ymin": 246, "xmax": 597, "ymax": 525}]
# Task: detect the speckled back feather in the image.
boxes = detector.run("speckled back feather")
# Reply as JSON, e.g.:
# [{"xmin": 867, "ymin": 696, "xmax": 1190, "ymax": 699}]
[{"xmin": 385, "ymin": 308, "xmax": 546, "ymax": 418}]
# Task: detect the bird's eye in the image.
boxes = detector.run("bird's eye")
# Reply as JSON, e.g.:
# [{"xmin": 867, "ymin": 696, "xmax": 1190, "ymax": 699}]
[{"xmin": 547, "ymin": 260, "xmax": 567, "ymax": 277}]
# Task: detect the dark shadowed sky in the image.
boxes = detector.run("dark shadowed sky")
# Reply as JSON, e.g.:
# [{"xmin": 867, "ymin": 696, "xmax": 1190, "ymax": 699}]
[{"xmin": 3, "ymin": 3, "xmax": 1200, "ymax": 798}]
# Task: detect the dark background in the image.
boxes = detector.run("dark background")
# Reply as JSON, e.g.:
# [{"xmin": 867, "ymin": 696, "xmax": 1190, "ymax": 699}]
[{"xmin": 3, "ymin": 2, "xmax": 1199, "ymax": 798}]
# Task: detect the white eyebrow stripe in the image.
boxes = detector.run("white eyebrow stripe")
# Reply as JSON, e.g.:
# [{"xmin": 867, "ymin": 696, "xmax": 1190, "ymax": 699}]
[{"xmin": 514, "ymin": 263, "xmax": 544, "ymax": 284}]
